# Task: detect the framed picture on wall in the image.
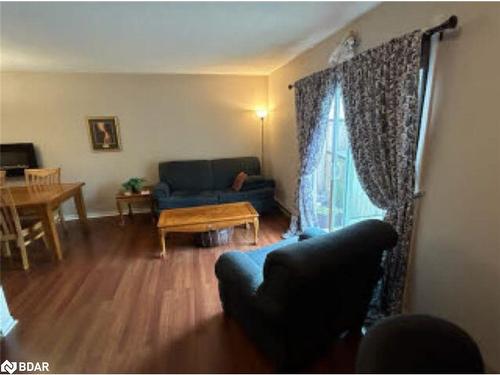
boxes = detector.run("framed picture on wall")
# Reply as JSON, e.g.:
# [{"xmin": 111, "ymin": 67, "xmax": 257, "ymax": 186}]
[{"xmin": 87, "ymin": 116, "xmax": 121, "ymax": 151}]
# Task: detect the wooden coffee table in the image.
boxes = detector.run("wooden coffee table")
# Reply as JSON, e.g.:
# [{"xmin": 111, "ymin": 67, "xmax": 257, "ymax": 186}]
[{"xmin": 157, "ymin": 202, "xmax": 259, "ymax": 258}]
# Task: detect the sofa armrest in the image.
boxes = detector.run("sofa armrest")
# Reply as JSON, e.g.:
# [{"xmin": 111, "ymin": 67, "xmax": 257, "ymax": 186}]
[
  {"xmin": 215, "ymin": 252, "xmax": 263, "ymax": 294},
  {"xmin": 153, "ymin": 182, "xmax": 171, "ymax": 199},
  {"xmin": 299, "ymin": 227, "xmax": 328, "ymax": 241}
]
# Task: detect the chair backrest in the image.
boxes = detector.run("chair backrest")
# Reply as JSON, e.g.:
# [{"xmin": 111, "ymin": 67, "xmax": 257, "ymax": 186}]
[
  {"xmin": 356, "ymin": 314, "xmax": 485, "ymax": 373},
  {"xmin": 0, "ymin": 170, "xmax": 6, "ymax": 186},
  {"xmin": 0, "ymin": 187, "xmax": 23, "ymax": 240},
  {"xmin": 257, "ymin": 220, "xmax": 398, "ymax": 323},
  {"xmin": 25, "ymin": 168, "xmax": 61, "ymax": 186}
]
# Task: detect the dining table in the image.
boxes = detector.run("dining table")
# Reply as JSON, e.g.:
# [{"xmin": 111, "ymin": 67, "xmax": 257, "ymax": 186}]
[{"xmin": 8, "ymin": 182, "xmax": 88, "ymax": 260}]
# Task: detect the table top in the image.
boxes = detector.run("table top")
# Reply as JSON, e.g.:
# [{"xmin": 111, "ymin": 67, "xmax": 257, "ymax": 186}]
[
  {"xmin": 6, "ymin": 182, "xmax": 85, "ymax": 207},
  {"xmin": 116, "ymin": 187, "xmax": 152, "ymax": 200},
  {"xmin": 157, "ymin": 202, "xmax": 258, "ymax": 228}
]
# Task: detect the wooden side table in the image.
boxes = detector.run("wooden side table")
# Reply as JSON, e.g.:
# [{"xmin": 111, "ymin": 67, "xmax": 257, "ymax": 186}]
[{"xmin": 116, "ymin": 186, "xmax": 155, "ymax": 225}]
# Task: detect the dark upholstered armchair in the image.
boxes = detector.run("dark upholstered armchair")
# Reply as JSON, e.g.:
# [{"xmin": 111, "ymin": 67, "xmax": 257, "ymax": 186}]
[{"xmin": 215, "ymin": 220, "xmax": 398, "ymax": 369}]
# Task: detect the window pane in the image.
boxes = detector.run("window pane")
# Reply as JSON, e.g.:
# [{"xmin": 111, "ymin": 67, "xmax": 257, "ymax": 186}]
[
  {"xmin": 336, "ymin": 120, "xmax": 349, "ymax": 155},
  {"xmin": 333, "ymin": 90, "xmax": 385, "ymax": 230},
  {"xmin": 338, "ymin": 98, "xmax": 345, "ymax": 120},
  {"xmin": 345, "ymin": 154, "xmax": 385, "ymax": 226},
  {"xmin": 332, "ymin": 155, "xmax": 346, "ymax": 229},
  {"xmin": 313, "ymin": 88, "xmax": 385, "ymax": 233},
  {"xmin": 313, "ymin": 121, "xmax": 333, "ymax": 230}
]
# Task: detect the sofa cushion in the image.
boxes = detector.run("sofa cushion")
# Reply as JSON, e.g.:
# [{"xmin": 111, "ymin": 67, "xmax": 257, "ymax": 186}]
[
  {"xmin": 212, "ymin": 157, "xmax": 260, "ymax": 190},
  {"xmin": 159, "ymin": 160, "xmax": 213, "ymax": 191},
  {"xmin": 240, "ymin": 175, "xmax": 275, "ymax": 191},
  {"xmin": 218, "ymin": 187, "xmax": 274, "ymax": 203},
  {"xmin": 159, "ymin": 190, "xmax": 218, "ymax": 208}
]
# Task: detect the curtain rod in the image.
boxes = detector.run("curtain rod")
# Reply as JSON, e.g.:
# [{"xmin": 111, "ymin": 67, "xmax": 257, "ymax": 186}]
[{"xmin": 287, "ymin": 15, "xmax": 458, "ymax": 90}]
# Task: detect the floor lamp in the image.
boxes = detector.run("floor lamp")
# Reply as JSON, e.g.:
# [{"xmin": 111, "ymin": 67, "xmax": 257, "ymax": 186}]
[{"xmin": 255, "ymin": 109, "xmax": 267, "ymax": 172}]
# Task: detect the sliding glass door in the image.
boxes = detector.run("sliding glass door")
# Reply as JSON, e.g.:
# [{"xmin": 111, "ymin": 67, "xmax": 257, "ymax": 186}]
[{"xmin": 313, "ymin": 89, "xmax": 385, "ymax": 231}]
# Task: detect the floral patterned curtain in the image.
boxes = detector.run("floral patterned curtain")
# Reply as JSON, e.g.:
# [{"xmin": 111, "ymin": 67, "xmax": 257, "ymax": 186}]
[
  {"xmin": 338, "ymin": 30, "xmax": 423, "ymax": 318},
  {"xmin": 285, "ymin": 70, "xmax": 338, "ymax": 236}
]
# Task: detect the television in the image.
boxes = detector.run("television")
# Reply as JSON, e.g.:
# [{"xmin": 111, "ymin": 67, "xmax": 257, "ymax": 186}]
[{"xmin": 0, "ymin": 143, "xmax": 39, "ymax": 177}]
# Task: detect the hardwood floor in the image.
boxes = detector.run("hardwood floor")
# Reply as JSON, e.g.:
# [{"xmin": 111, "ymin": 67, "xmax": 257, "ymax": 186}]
[{"xmin": 1, "ymin": 212, "xmax": 359, "ymax": 373}]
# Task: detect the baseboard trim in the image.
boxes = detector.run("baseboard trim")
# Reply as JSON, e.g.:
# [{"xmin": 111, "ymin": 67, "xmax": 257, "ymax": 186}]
[
  {"xmin": 67, "ymin": 201, "xmax": 292, "ymax": 222},
  {"xmin": 275, "ymin": 198, "xmax": 292, "ymax": 217},
  {"xmin": 65, "ymin": 208, "xmax": 151, "ymax": 221},
  {"xmin": 67, "ymin": 203, "xmax": 290, "ymax": 221}
]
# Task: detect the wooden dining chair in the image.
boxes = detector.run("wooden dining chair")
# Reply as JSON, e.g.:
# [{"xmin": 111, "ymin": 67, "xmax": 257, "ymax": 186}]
[
  {"xmin": 25, "ymin": 168, "xmax": 61, "ymax": 185},
  {"xmin": 0, "ymin": 187, "xmax": 48, "ymax": 270},
  {"xmin": 24, "ymin": 168, "xmax": 66, "ymax": 231},
  {"xmin": 0, "ymin": 170, "xmax": 6, "ymax": 186}
]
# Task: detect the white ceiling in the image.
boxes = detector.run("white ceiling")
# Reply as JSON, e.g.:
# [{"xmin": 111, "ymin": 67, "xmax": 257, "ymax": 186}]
[{"xmin": 0, "ymin": 2, "xmax": 378, "ymax": 75}]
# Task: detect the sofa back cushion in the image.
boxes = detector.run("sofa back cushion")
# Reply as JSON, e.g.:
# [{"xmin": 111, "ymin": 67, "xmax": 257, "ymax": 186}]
[
  {"xmin": 212, "ymin": 157, "xmax": 260, "ymax": 190},
  {"xmin": 159, "ymin": 160, "xmax": 213, "ymax": 191},
  {"xmin": 257, "ymin": 220, "xmax": 398, "ymax": 321}
]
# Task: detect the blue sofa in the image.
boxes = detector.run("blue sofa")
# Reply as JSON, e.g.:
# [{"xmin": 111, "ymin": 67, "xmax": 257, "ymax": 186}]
[
  {"xmin": 215, "ymin": 220, "xmax": 398, "ymax": 370},
  {"xmin": 153, "ymin": 157, "xmax": 276, "ymax": 213}
]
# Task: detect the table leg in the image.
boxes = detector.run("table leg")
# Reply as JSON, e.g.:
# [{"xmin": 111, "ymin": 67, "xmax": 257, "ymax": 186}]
[
  {"xmin": 159, "ymin": 229, "xmax": 167, "ymax": 258},
  {"xmin": 74, "ymin": 187, "xmax": 89, "ymax": 228},
  {"xmin": 116, "ymin": 200, "xmax": 124, "ymax": 225},
  {"xmin": 40, "ymin": 204, "xmax": 63, "ymax": 261},
  {"xmin": 253, "ymin": 218, "xmax": 259, "ymax": 245},
  {"xmin": 128, "ymin": 203, "xmax": 133, "ymax": 218}
]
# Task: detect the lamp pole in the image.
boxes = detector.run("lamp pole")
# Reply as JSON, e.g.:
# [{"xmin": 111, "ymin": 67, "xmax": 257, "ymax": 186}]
[
  {"xmin": 260, "ymin": 116, "xmax": 264, "ymax": 171},
  {"xmin": 255, "ymin": 109, "xmax": 267, "ymax": 174}
]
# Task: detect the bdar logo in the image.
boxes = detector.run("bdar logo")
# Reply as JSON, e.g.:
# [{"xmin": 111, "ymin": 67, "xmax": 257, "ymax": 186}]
[{"xmin": 0, "ymin": 360, "xmax": 17, "ymax": 374}]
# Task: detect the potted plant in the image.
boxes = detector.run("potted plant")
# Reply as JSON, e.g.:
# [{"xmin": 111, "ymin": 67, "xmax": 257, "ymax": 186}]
[{"xmin": 122, "ymin": 177, "xmax": 146, "ymax": 195}]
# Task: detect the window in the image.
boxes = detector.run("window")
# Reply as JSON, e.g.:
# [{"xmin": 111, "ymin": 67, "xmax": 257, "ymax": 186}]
[{"xmin": 313, "ymin": 88, "xmax": 385, "ymax": 231}]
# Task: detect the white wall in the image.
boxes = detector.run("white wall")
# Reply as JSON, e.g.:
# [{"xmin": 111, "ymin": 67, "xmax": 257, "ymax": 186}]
[
  {"xmin": 1, "ymin": 72, "xmax": 268, "ymax": 215},
  {"xmin": 268, "ymin": 2, "xmax": 500, "ymax": 371}
]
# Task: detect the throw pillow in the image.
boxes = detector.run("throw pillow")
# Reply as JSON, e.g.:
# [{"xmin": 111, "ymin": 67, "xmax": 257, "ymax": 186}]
[{"xmin": 232, "ymin": 171, "xmax": 247, "ymax": 191}]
